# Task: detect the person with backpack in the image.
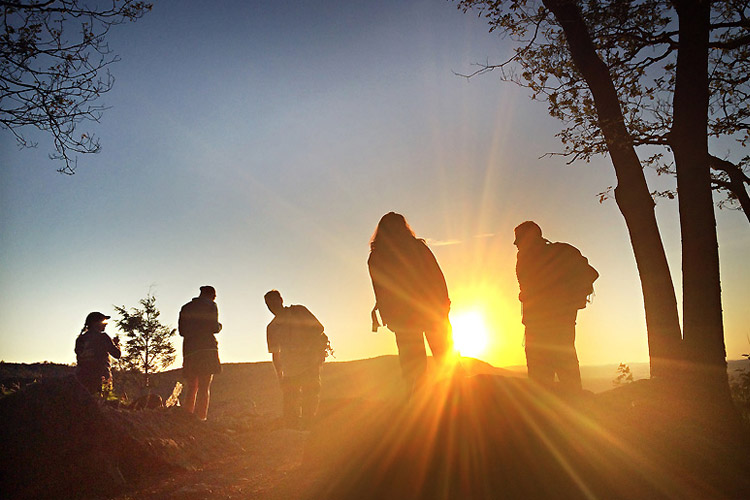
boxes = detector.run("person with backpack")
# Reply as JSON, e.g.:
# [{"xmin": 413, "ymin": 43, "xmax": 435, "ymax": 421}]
[
  {"xmin": 75, "ymin": 311, "xmax": 121, "ymax": 396},
  {"xmin": 265, "ymin": 290, "xmax": 329, "ymax": 429},
  {"xmin": 368, "ymin": 212, "xmax": 454, "ymax": 398},
  {"xmin": 514, "ymin": 221, "xmax": 599, "ymax": 393},
  {"xmin": 179, "ymin": 285, "xmax": 222, "ymax": 421}
]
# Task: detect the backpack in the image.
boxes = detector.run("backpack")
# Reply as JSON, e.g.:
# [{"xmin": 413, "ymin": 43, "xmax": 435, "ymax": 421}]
[
  {"xmin": 319, "ymin": 332, "xmax": 334, "ymax": 360},
  {"xmin": 286, "ymin": 305, "xmax": 333, "ymax": 362},
  {"xmin": 298, "ymin": 330, "xmax": 332, "ymax": 365},
  {"xmin": 551, "ymin": 242, "xmax": 599, "ymax": 309}
]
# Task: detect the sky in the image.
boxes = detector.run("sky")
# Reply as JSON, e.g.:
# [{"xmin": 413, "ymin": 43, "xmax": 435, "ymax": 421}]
[{"xmin": 1, "ymin": 0, "xmax": 748, "ymax": 372}]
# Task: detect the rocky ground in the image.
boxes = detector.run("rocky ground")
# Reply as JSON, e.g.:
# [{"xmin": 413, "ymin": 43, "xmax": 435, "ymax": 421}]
[
  {"xmin": 0, "ymin": 357, "xmax": 444, "ymax": 499},
  {"xmin": 1, "ymin": 358, "xmax": 749, "ymax": 499}
]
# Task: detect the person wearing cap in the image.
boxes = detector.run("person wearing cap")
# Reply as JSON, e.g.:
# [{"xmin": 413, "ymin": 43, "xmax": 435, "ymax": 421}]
[
  {"xmin": 75, "ymin": 312, "xmax": 121, "ymax": 396},
  {"xmin": 514, "ymin": 221, "xmax": 598, "ymax": 393},
  {"xmin": 179, "ymin": 286, "xmax": 222, "ymax": 420}
]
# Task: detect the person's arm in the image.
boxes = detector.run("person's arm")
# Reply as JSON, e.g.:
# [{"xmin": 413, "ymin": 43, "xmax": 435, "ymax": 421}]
[
  {"xmin": 420, "ymin": 243, "xmax": 451, "ymax": 313},
  {"xmin": 267, "ymin": 323, "xmax": 282, "ymax": 379},
  {"xmin": 368, "ymin": 253, "xmax": 394, "ymax": 325},
  {"xmin": 178, "ymin": 305, "xmax": 188, "ymax": 337},
  {"xmin": 516, "ymin": 259, "xmax": 526, "ymax": 303},
  {"xmin": 516, "ymin": 254, "xmax": 535, "ymax": 303},
  {"xmin": 210, "ymin": 302, "xmax": 222, "ymax": 334},
  {"xmin": 367, "ymin": 253, "xmax": 382, "ymax": 302},
  {"xmin": 107, "ymin": 335, "xmax": 122, "ymax": 359}
]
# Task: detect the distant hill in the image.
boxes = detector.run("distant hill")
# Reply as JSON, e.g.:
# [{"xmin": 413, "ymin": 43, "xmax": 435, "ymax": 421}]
[
  {"xmin": 581, "ymin": 362, "xmax": 651, "ymax": 393},
  {"xmin": 0, "ymin": 356, "xmax": 519, "ymax": 411},
  {"xmin": 485, "ymin": 362, "xmax": 654, "ymax": 393},
  {"xmin": 144, "ymin": 355, "xmax": 522, "ymax": 415},
  {"xmin": 1, "ymin": 357, "xmax": 747, "ymax": 401},
  {"xmin": 503, "ymin": 360, "xmax": 750, "ymax": 393},
  {"xmin": 586, "ymin": 359, "xmax": 750, "ymax": 392},
  {"xmin": 0, "ymin": 362, "xmax": 74, "ymax": 389}
]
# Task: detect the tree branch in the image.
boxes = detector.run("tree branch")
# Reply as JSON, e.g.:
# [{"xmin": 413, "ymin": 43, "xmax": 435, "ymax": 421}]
[{"xmin": 709, "ymin": 154, "xmax": 750, "ymax": 221}]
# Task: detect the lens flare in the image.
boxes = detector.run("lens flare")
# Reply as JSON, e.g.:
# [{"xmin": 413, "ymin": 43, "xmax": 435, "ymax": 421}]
[{"xmin": 451, "ymin": 310, "xmax": 489, "ymax": 359}]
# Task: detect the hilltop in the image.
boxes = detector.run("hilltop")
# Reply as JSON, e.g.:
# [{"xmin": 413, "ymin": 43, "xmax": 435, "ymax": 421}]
[
  {"xmin": 0, "ymin": 356, "xmax": 516, "ymax": 499},
  {"xmin": 1, "ymin": 356, "xmax": 748, "ymax": 499}
]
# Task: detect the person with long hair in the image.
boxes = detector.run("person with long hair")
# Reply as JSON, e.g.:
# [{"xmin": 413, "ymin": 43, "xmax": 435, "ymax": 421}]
[{"xmin": 368, "ymin": 212, "xmax": 454, "ymax": 396}]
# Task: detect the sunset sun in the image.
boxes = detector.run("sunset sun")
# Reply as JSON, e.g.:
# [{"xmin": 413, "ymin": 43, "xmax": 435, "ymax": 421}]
[{"xmin": 451, "ymin": 310, "xmax": 489, "ymax": 359}]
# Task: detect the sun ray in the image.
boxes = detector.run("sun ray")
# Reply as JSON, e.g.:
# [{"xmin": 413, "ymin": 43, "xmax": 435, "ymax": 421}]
[{"xmin": 451, "ymin": 310, "xmax": 489, "ymax": 359}]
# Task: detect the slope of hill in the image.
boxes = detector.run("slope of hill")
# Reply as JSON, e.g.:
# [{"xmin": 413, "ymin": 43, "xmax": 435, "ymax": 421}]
[
  {"xmin": 0, "ymin": 375, "xmax": 243, "ymax": 499},
  {"xmin": 1, "ymin": 356, "xmax": 749, "ymax": 499},
  {"xmin": 0, "ymin": 361, "xmax": 74, "ymax": 388},
  {"xmin": 146, "ymin": 355, "xmax": 520, "ymax": 415},
  {"xmin": 0, "ymin": 356, "xmax": 513, "ymax": 499}
]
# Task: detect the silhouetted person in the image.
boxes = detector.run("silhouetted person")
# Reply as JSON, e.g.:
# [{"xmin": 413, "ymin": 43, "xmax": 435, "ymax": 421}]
[
  {"xmin": 368, "ymin": 212, "xmax": 454, "ymax": 397},
  {"xmin": 514, "ymin": 221, "xmax": 599, "ymax": 393},
  {"xmin": 265, "ymin": 290, "xmax": 327, "ymax": 429},
  {"xmin": 75, "ymin": 311, "xmax": 121, "ymax": 396},
  {"xmin": 179, "ymin": 285, "xmax": 222, "ymax": 421}
]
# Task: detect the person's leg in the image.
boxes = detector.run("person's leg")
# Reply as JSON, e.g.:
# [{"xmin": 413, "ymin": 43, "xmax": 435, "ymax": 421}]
[
  {"xmin": 552, "ymin": 317, "xmax": 582, "ymax": 393},
  {"xmin": 77, "ymin": 372, "xmax": 104, "ymax": 396},
  {"xmin": 194, "ymin": 374, "xmax": 214, "ymax": 420},
  {"xmin": 555, "ymin": 345, "xmax": 582, "ymax": 393},
  {"xmin": 281, "ymin": 375, "xmax": 302, "ymax": 427},
  {"xmin": 300, "ymin": 368, "xmax": 322, "ymax": 427},
  {"xmin": 424, "ymin": 319, "xmax": 453, "ymax": 364},
  {"xmin": 525, "ymin": 326, "xmax": 556, "ymax": 390},
  {"xmin": 183, "ymin": 373, "xmax": 199, "ymax": 414},
  {"xmin": 395, "ymin": 330, "xmax": 427, "ymax": 397}
]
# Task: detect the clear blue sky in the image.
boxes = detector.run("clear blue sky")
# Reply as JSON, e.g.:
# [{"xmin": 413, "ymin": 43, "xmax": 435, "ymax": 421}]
[{"xmin": 1, "ymin": 0, "xmax": 748, "ymax": 370}]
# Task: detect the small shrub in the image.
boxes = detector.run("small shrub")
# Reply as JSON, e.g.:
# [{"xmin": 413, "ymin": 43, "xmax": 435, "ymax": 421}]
[
  {"xmin": 613, "ymin": 363, "xmax": 634, "ymax": 386},
  {"xmin": 114, "ymin": 293, "xmax": 176, "ymax": 391}
]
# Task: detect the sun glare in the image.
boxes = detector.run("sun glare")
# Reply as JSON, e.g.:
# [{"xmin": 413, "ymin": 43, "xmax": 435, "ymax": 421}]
[{"xmin": 451, "ymin": 310, "xmax": 489, "ymax": 359}]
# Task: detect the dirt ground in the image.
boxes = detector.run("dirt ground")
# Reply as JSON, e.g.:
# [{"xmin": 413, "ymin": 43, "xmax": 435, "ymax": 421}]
[
  {"xmin": 3, "ymin": 359, "xmax": 749, "ymax": 499},
  {"xmin": 114, "ymin": 419, "xmax": 320, "ymax": 500},
  {"xmin": 123, "ymin": 378, "xmax": 750, "ymax": 500},
  {"xmin": 0, "ymin": 358, "xmax": 418, "ymax": 500}
]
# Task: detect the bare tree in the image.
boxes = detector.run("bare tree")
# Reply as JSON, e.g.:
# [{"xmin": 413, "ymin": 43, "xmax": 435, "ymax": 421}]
[{"xmin": 1, "ymin": 0, "xmax": 152, "ymax": 174}]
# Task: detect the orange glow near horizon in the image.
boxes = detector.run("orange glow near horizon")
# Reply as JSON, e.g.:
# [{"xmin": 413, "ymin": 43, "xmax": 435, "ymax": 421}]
[
  {"xmin": 447, "ymin": 279, "xmax": 526, "ymax": 367},
  {"xmin": 451, "ymin": 310, "xmax": 489, "ymax": 359}
]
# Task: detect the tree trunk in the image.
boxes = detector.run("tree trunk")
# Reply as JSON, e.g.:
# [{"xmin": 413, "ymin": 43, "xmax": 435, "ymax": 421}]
[
  {"xmin": 670, "ymin": 0, "xmax": 730, "ymax": 402},
  {"xmin": 542, "ymin": 0, "xmax": 683, "ymax": 379}
]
